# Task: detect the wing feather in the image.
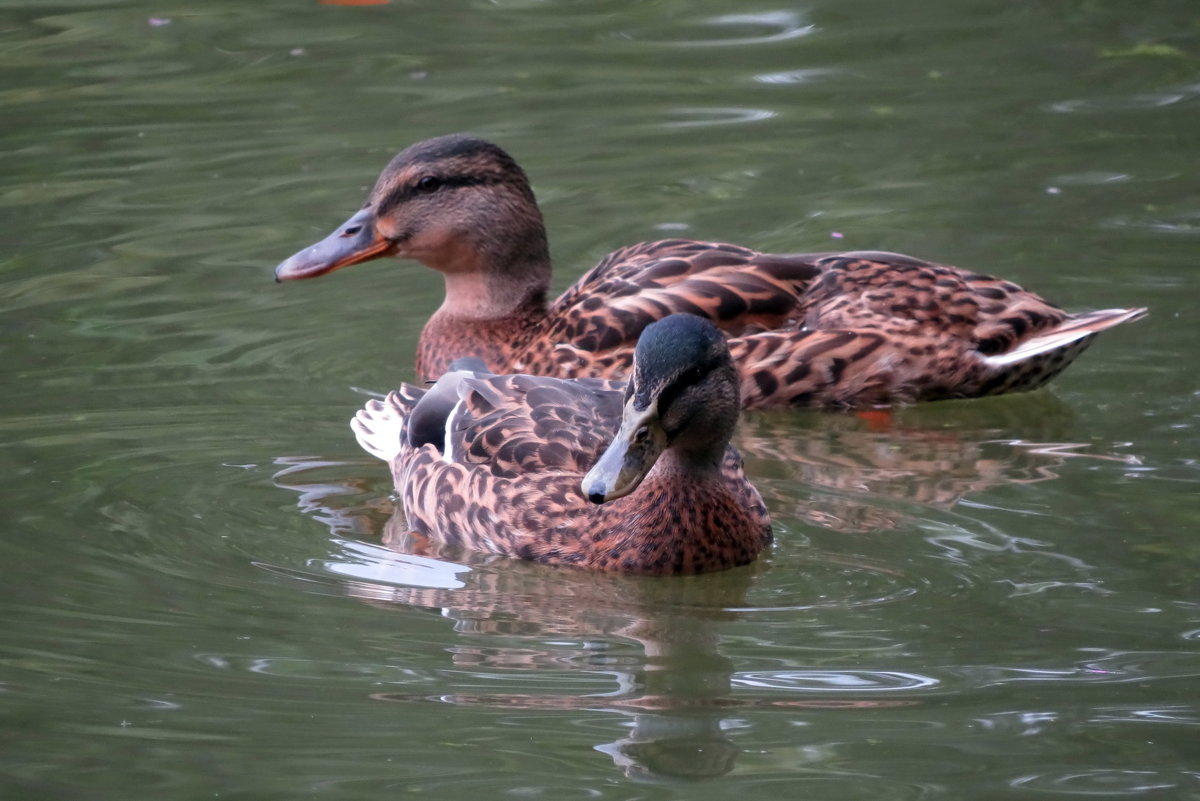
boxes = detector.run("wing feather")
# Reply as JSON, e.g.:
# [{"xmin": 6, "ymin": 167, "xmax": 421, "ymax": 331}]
[
  {"xmin": 443, "ymin": 374, "xmax": 625, "ymax": 477},
  {"xmin": 351, "ymin": 385, "xmax": 425, "ymax": 462},
  {"xmin": 535, "ymin": 241, "xmax": 824, "ymax": 368}
]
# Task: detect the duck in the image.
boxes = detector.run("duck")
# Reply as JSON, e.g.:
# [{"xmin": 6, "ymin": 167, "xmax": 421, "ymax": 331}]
[
  {"xmin": 350, "ymin": 314, "xmax": 772, "ymax": 575},
  {"xmin": 276, "ymin": 133, "xmax": 1146, "ymax": 409}
]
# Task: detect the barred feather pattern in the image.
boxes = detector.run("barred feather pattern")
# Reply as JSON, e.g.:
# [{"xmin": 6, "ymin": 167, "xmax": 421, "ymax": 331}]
[
  {"xmin": 352, "ymin": 374, "xmax": 772, "ymax": 575},
  {"xmin": 422, "ymin": 246, "xmax": 1144, "ymax": 409},
  {"xmin": 277, "ymin": 135, "xmax": 1144, "ymax": 409}
]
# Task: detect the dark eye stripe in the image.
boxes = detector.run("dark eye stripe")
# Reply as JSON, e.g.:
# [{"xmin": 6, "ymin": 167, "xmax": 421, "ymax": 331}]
[{"xmin": 377, "ymin": 174, "xmax": 504, "ymax": 216}]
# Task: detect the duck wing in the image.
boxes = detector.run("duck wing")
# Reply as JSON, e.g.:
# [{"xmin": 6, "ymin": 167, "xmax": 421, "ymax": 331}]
[
  {"xmin": 535, "ymin": 240, "xmax": 826, "ymax": 377},
  {"xmin": 728, "ymin": 252, "xmax": 1146, "ymax": 407},
  {"xmin": 444, "ymin": 374, "xmax": 625, "ymax": 477}
]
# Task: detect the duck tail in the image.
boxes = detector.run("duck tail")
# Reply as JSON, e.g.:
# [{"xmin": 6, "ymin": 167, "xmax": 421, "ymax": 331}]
[
  {"xmin": 982, "ymin": 307, "xmax": 1147, "ymax": 368},
  {"xmin": 975, "ymin": 307, "xmax": 1147, "ymax": 395},
  {"xmin": 351, "ymin": 389, "xmax": 414, "ymax": 462}
]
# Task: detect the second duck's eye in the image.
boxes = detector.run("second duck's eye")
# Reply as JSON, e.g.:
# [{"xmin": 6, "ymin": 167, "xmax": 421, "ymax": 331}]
[{"xmin": 415, "ymin": 175, "xmax": 442, "ymax": 193}]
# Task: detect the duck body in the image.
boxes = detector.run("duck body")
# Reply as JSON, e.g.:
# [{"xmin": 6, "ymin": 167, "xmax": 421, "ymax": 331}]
[
  {"xmin": 277, "ymin": 134, "xmax": 1145, "ymax": 409},
  {"xmin": 352, "ymin": 315, "xmax": 772, "ymax": 575}
]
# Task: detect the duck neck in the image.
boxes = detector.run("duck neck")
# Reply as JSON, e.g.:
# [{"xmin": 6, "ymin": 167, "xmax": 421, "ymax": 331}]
[
  {"xmin": 431, "ymin": 210, "xmax": 552, "ymax": 315},
  {"xmin": 417, "ymin": 270, "xmax": 550, "ymax": 380},
  {"xmin": 438, "ymin": 266, "xmax": 549, "ymax": 323},
  {"xmin": 647, "ymin": 445, "xmax": 726, "ymax": 486},
  {"xmin": 413, "ymin": 216, "xmax": 551, "ymax": 369},
  {"xmin": 591, "ymin": 443, "xmax": 767, "ymax": 575}
]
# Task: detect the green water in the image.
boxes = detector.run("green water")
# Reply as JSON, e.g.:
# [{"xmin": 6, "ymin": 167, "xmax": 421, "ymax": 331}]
[{"xmin": 2, "ymin": 1, "xmax": 1197, "ymax": 798}]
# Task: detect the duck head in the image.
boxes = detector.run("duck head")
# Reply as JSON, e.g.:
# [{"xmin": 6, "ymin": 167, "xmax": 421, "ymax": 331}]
[
  {"xmin": 583, "ymin": 314, "xmax": 741, "ymax": 504},
  {"xmin": 274, "ymin": 134, "xmax": 550, "ymax": 286}
]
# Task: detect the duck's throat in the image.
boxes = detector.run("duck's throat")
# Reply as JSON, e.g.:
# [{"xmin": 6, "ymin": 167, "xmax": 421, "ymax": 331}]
[
  {"xmin": 596, "ymin": 449, "xmax": 766, "ymax": 575},
  {"xmin": 648, "ymin": 446, "xmax": 727, "ymax": 485},
  {"xmin": 437, "ymin": 269, "xmax": 547, "ymax": 322},
  {"xmin": 417, "ymin": 275, "xmax": 549, "ymax": 380}
]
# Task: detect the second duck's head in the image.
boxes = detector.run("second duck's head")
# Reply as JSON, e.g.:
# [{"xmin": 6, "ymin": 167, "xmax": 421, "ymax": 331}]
[{"xmin": 582, "ymin": 314, "xmax": 740, "ymax": 504}]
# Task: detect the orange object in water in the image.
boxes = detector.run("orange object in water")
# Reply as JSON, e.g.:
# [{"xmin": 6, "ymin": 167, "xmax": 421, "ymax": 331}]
[{"xmin": 855, "ymin": 409, "xmax": 894, "ymax": 432}]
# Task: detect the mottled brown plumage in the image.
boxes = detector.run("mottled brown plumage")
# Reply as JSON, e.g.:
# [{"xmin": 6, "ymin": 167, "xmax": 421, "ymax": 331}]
[
  {"xmin": 276, "ymin": 134, "xmax": 1145, "ymax": 409},
  {"xmin": 351, "ymin": 315, "xmax": 772, "ymax": 575}
]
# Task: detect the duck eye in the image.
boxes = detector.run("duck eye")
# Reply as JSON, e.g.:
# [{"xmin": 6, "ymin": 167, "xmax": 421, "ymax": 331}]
[{"xmin": 415, "ymin": 175, "xmax": 442, "ymax": 193}]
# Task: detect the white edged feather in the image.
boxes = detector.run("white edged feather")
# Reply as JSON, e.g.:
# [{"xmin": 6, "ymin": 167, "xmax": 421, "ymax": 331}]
[
  {"xmin": 981, "ymin": 307, "xmax": 1146, "ymax": 368},
  {"xmin": 350, "ymin": 391, "xmax": 406, "ymax": 462}
]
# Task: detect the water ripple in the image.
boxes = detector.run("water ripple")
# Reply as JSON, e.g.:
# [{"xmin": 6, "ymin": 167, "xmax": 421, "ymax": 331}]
[
  {"xmin": 1044, "ymin": 93, "xmax": 1190, "ymax": 113},
  {"xmin": 753, "ymin": 68, "xmax": 840, "ymax": 85},
  {"xmin": 659, "ymin": 106, "xmax": 777, "ymax": 128},
  {"xmin": 317, "ymin": 537, "xmax": 470, "ymax": 590},
  {"xmin": 620, "ymin": 10, "xmax": 814, "ymax": 48},
  {"xmin": 953, "ymin": 650, "xmax": 1200, "ymax": 688},
  {"xmin": 733, "ymin": 669, "xmax": 939, "ymax": 693},
  {"xmin": 1049, "ymin": 171, "xmax": 1133, "ymax": 186},
  {"xmin": 1091, "ymin": 705, "xmax": 1200, "ymax": 726},
  {"xmin": 1102, "ymin": 210, "xmax": 1200, "ymax": 236},
  {"xmin": 1010, "ymin": 769, "xmax": 1192, "ymax": 795}
]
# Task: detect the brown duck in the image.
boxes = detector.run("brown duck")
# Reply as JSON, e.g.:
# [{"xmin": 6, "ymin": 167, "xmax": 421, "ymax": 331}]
[
  {"xmin": 277, "ymin": 134, "xmax": 1145, "ymax": 409},
  {"xmin": 351, "ymin": 314, "xmax": 771, "ymax": 575}
]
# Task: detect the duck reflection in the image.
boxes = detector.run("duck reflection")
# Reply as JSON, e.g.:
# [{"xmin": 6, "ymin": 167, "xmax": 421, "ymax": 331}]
[
  {"xmin": 342, "ymin": 519, "xmax": 758, "ymax": 780},
  {"xmin": 268, "ymin": 471, "xmax": 912, "ymax": 779},
  {"xmin": 735, "ymin": 392, "xmax": 1140, "ymax": 533},
  {"xmin": 338, "ymin": 515, "xmax": 908, "ymax": 782},
  {"xmin": 270, "ymin": 393, "xmax": 1140, "ymax": 780}
]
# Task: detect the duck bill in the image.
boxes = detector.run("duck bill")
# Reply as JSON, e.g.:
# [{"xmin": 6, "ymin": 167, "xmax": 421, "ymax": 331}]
[
  {"xmin": 274, "ymin": 207, "xmax": 393, "ymax": 281},
  {"xmin": 582, "ymin": 405, "xmax": 668, "ymax": 504}
]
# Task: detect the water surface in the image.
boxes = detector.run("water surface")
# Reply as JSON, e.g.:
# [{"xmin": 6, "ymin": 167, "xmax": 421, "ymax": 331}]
[{"xmin": 2, "ymin": 0, "xmax": 1198, "ymax": 798}]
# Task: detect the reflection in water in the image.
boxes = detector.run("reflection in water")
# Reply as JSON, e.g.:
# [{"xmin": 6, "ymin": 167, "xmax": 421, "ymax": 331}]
[
  {"xmin": 270, "ymin": 395, "xmax": 1143, "ymax": 780},
  {"xmin": 737, "ymin": 395, "xmax": 1141, "ymax": 533},
  {"xmin": 271, "ymin": 455, "xmax": 388, "ymax": 539},
  {"xmin": 596, "ymin": 714, "xmax": 741, "ymax": 782},
  {"xmin": 338, "ymin": 530, "xmax": 763, "ymax": 779},
  {"xmin": 273, "ymin": 463, "xmax": 926, "ymax": 779},
  {"xmin": 332, "ymin": 531, "xmax": 914, "ymax": 781}
]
